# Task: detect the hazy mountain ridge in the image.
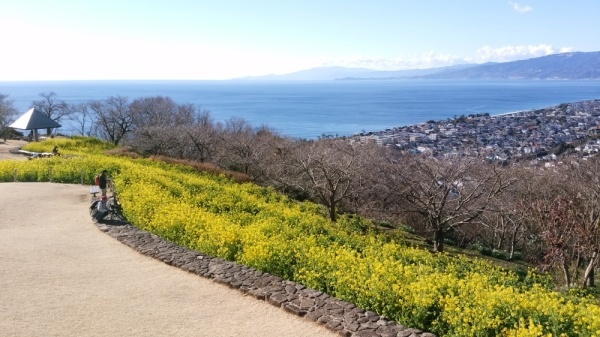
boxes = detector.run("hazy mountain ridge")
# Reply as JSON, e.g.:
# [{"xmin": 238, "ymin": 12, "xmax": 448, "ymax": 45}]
[
  {"xmin": 239, "ymin": 51, "xmax": 600, "ymax": 81},
  {"xmin": 418, "ymin": 52, "xmax": 600, "ymax": 79},
  {"xmin": 237, "ymin": 64, "xmax": 477, "ymax": 81},
  {"xmin": 336, "ymin": 64, "xmax": 479, "ymax": 80}
]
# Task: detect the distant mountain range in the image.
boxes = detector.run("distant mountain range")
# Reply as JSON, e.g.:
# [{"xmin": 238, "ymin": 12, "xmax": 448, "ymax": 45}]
[{"xmin": 239, "ymin": 51, "xmax": 600, "ymax": 81}]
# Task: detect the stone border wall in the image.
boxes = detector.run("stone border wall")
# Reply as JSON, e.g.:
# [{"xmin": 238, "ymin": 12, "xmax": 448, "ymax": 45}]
[{"xmin": 96, "ymin": 221, "xmax": 436, "ymax": 337}]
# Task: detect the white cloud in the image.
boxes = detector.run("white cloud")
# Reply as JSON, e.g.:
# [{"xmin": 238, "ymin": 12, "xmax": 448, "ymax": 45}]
[
  {"xmin": 317, "ymin": 45, "xmax": 576, "ymax": 72},
  {"xmin": 323, "ymin": 51, "xmax": 469, "ymax": 70},
  {"xmin": 508, "ymin": 1, "xmax": 533, "ymax": 13},
  {"xmin": 559, "ymin": 46, "xmax": 575, "ymax": 53},
  {"xmin": 475, "ymin": 44, "xmax": 574, "ymax": 63}
]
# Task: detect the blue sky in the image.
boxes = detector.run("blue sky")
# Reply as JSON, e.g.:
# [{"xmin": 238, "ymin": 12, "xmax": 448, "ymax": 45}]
[{"xmin": 0, "ymin": 0, "xmax": 597, "ymax": 80}]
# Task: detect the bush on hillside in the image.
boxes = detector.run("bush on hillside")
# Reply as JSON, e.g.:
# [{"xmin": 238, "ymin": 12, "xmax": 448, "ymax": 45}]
[{"xmin": 149, "ymin": 155, "xmax": 252, "ymax": 183}]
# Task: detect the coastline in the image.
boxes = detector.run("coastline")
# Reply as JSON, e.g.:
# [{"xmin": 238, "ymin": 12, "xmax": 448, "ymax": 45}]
[{"xmin": 359, "ymin": 98, "xmax": 600, "ymax": 161}]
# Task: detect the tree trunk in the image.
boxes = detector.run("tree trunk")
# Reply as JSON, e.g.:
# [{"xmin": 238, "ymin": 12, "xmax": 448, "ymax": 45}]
[
  {"xmin": 328, "ymin": 196, "xmax": 337, "ymax": 222},
  {"xmin": 496, "ymin": 217, "xmax": 505, "ymax": 250},
  {"xmin": 562, "ymin": 260, "xmax": 571, "ymax": 288},
  {"xmin": 509, "ymin": 229, "xmax": 517, "ymax": 260},
  {"xmin": 433, "ymin": 229, "xmax": 444, "ymax": 252},
  {"xmin": 573, "ymin": 251, "xmax": 581, "ymax": 285},
  {"xmin": 582, "ymin": 251, "xmax": 598, "ymax": 288}
]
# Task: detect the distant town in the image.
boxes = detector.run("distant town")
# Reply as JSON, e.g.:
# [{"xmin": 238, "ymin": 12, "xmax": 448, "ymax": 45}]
[{"xmin": 349, "ymin": 99, "xmax": 600, "ymax": 165}]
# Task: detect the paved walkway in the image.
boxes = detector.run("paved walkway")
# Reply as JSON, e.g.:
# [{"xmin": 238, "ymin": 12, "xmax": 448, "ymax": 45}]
[{"xmin": 0, "ymin": 182, "xmax": 336, "ymax": 337}]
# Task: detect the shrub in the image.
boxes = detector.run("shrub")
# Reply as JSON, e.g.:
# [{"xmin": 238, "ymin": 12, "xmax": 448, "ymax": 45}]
[
  {"xmin": 510, "ymin": 251, "xmax": 524, "ymax": 261},
  {"xmin": 471, "ymin": 243, "xmax": 493, "ymax": 256},
  {"xmin": 149, "ymin": 155, "xmax": 252, "ymax": 183},
  {"xmin": 105, "ymin": 146, "xmax": 142, "ymax": 159},
  {"xmin": 492, "ymin": 249, "xmax": 509, "ymax": 260}
]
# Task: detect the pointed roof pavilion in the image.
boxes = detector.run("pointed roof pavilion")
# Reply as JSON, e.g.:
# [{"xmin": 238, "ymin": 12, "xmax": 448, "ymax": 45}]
[
  {"xmin": 9, "ymin": 108, "xmax": 61, "ymax": 141},
  {"xmin": 10, "ymin": 108, "xmax": 61, "ymax": 130}
]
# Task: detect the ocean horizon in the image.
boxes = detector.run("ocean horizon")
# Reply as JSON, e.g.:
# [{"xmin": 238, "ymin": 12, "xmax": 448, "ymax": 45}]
[{"xmin": 1, "ymin": 79, "xmax": 599, "ymax": 139}]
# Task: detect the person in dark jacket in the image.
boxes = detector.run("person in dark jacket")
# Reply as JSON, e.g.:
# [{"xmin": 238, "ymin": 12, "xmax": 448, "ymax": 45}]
[{"xmin": 99, "ymin": 170, "xmax": 108, "ymax": 197}]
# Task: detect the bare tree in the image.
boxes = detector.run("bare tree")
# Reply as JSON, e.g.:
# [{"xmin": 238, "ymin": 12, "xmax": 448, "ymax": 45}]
[
  {"xmin": 516, "ymin": 163, "xmax": 600, "ymax": 288},
  {"xmin": 528, "ymin": 195, "xmax": 579, "ymax": 288},
  {"xmin": 32, "ymin": 92, "xmax": 69, "ymax": 135},
  {"xmin": 571, "ymin": 158, "xmax": 600, "ymax": 287},
  {"xmin": 179, "ymin": 111, "xmax": 221, "ymax": 163},
  {"xmin": 89, "ymin": 96, "xmax": 133, "ymax": 145},
  {"xmin": 130, "ymin": 96, "xmax": 195, "ymax": 129},
  {"xmin": 127, "ymin": 96, "xmax": 197, "ymax": 156},
  {"xmin": 215, "ymin": 117, "xmax": 258, "ymax": 175},
  {"xmin": 0, "ymin": 94, "xmax": 19, "ymax": 141},
  {"xmin": 377, "ymin": 155, "xmax": 514, "ymax": 252},
  {"xmin": 477, "ymin": 167, "xmax": 543, "ymax": 259},
  {"xmin": 67, "ymin": 102, "xmax": 96, "ymax": 136},
  {"xmin": 482, "ymin": 198, "xmax": 529, "ymax": 259},
  {"xmin": 273, "ymin": 139, "xmax": 370, "ymax": 222}
]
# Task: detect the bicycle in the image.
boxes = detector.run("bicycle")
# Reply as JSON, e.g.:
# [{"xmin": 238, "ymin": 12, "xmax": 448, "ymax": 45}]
[{"xmin": 90, "ymin": 191, "xmax": 123, "ymax": 223}]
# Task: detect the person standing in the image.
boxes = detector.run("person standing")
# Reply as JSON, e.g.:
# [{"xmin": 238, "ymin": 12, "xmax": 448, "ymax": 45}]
[{"xmin": 99, "ymin": 170, "xmax": 108, "ymax": 197}]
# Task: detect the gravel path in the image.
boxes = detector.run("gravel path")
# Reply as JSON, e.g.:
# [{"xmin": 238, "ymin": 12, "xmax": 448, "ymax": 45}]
[{"xmin": 0, "ymin": 182, "xmax": 336, "ymax": 337}]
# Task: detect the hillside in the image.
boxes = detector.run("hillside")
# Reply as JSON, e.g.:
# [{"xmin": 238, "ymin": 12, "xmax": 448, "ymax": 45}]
[
  {"xmin": 419, "ymin": 51, "xmax": 600, "ymax": 79},
  {"xmin": 2, "ymin": 137, "xmax": 600, "ymax": 336},
  {"xmin": 241, "ymin": 51, "xmax": 600, "ymax": 81}
]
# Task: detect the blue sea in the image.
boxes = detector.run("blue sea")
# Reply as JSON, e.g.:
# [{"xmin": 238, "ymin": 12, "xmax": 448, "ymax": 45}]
[{"xmin": 1, "ymin": 80, "xmax": 599, "ymax": 139}]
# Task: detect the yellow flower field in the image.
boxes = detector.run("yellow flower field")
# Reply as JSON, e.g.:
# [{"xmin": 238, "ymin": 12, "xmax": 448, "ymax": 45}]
[{"xmin": 1, "ymin": 137, "xmax": 599, "ymax": 337}]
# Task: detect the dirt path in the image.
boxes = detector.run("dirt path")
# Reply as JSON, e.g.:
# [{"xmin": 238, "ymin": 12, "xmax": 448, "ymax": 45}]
[
  {"xmin": 0, "ymin": 182, "xmax": 336, "ymax": 337},
  {"xmin": 0, "ymin": 139, "xmax": 28, "ymax": 161}
]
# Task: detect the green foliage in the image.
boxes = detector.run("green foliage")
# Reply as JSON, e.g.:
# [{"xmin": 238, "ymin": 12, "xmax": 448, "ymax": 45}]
[
  {"xmin": 2, "ymin": 137, "xmax": 600, "ymax": 336},
  {"xmin": 492, "ymin": 249, "xmax": 509, "ymax": 260}
]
